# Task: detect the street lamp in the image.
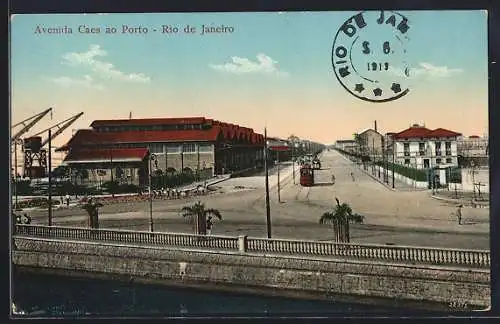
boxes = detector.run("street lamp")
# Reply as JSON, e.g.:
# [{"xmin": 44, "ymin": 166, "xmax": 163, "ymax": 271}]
[
  {"xmin": 264, "ymin": 131, "xmax": 272, "ymax": 238},
  {"xmin": 392, "ymin": 140, "xmax": 395, "ymax": 189},
  {"xmin": 148, "ymin": 147, "xmax": 154, "ymax": 232},
  {"xmin": 426, "ymin": 143, "xmax": 435, "ymax": 194},
  {"xmin": 48, "ymin": 129, "xmax": 53, "ymax": 226}
]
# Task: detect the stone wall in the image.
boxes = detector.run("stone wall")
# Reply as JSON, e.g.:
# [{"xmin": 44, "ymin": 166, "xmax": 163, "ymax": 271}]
[{"xmin": 12, "ymin": 238, "xmax": 490, "ymax": 311}]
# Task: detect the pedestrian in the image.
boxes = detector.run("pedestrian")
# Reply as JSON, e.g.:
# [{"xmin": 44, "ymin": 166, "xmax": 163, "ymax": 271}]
[
  {"xmin": 456, "ymin": 204, "xmax": 463, "ymax": 225},
  {"xmin": 331, "ymin": 174, "xmax": 336, "ymax": 184},
  {"xmin": 351, "ymin": 172, "xmax": 355, "ymax": 181},
  {"xmin": 65, "ymin": 194, "xmax": 70, "ymax": 207},
  {"xmin": 206, "ymin": 216, "xmax": 213, "ymax": 235}
]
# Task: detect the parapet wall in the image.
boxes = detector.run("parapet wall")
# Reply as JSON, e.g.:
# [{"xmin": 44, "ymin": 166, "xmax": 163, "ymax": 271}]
[{"xmin": 12, "ymin": 237, "xmax": 490, "ymax": 311}]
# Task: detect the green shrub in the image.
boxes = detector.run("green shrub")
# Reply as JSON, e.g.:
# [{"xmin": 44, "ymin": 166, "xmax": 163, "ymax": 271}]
[{"xmin": 375, "ymin": 161, "xmax": 427, "ymax": 182}]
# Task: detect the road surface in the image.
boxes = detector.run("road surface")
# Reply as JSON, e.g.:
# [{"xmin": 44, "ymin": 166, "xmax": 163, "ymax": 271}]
[{"xmin": 27, "ymin": 150, "xmax": 490, "ymax": 249}]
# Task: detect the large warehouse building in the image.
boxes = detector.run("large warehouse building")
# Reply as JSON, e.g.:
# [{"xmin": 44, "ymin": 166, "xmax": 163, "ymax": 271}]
[{"xmin": 57, "ymin": 117, "xmax": 265, "ymax": 186}]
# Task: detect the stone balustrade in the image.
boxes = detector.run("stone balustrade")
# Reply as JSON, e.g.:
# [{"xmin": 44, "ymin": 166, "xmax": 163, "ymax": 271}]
[{"xmin": 14, "ymin": 224, "xmax": 490, "ymax": 268}]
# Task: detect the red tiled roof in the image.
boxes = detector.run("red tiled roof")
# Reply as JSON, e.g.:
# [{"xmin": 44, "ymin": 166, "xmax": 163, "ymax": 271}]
[
  {"xmin": 66, "ymin": 127, "xmax": 223, "ymax": 146},
  {"xmin": 394, "ymin": 126, "xmax": 461, "ymax": 139},
  {"xmin": 64, "ymin": 148, "xmax": 149, "ymax": 162},
  {"xmin": 90, "ymin": 117, "xmax": 207, "ymax": 127},
  {"xmin": 427, "ymin": 128, "xmax": 462, "ymax": 138},
  {"xmin": 58, "ymin": 125, "xmax": 265, "ymax": 151}
]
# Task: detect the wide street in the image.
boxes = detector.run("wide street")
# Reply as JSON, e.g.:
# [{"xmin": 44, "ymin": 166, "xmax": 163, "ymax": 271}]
[{"xmin": 28, "ymin": 150, "xmax": 490, "ymax": 249}]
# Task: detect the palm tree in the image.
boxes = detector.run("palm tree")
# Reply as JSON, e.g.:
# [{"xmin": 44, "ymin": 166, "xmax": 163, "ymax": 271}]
[
  {"xmin": 319, "ymin": 197, "xmax": 364, "ymax": 243},
  {"xmin": 81, "ymin": 198, "xmax": 104, "ymax": 229},
  {"xmin": 180, "ymin": 201, "xmax": 222, "ymax": 235}
]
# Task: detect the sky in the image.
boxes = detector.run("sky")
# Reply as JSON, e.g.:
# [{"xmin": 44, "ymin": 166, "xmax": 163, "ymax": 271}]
[{"xmin": 10, "ymin": 10, "xmax": 488, "ymax": 153}]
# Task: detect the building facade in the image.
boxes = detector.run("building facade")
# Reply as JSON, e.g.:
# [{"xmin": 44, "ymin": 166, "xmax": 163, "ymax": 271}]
[
  {"xmin": 58, "ymin": 117, "xmax": 265, "ymax": 186},
  {"xmin": 335, "ymin": 140, "xmax": 357, "ymax": 152},
  {"xmin": 392, "ymin": 124, "xmax": 461, "ymax": 169},
  {"xmin": 457, "ymin": 135, "xmax": 488, "ymax": 157},
  {"xmin": 357, "ymin": 129, "xmax": 384, "ymax": 158}
]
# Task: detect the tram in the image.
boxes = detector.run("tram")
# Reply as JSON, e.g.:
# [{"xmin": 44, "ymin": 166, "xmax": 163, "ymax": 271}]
[{"xmin": 299, "ymin": 164, "xmax": 314, "ymax": 187}]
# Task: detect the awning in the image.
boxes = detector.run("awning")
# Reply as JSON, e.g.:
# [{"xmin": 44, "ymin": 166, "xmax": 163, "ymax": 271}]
[{"xmin": 63, "ymin": 148, "xmax": 148, "ymax": 165}]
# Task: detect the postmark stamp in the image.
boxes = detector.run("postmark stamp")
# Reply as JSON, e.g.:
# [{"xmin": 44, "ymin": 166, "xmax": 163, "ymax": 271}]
[{"xmin": 332, "ymin": 11, "xmax": 411, "ymax": 103}]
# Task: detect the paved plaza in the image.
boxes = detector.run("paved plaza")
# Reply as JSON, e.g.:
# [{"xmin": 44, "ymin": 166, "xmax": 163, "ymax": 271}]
[{"xmin": 28, "ymin": 150, "xmax": 490, "ymax": 249}]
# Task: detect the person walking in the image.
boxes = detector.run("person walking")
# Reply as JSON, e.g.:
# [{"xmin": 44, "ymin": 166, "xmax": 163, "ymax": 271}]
[
  {"xmin": 65, "ymin": 194, "xmax": 70, "ymax": 207},
  {"xmin": 206, "ymin": 215, "xmax": 213, "ymax": 235},
  {"xmin": 456, "ymin": 204, "xmax": 463, "ymax": 225},
  {"xmin": 331, "ymin": 174, "xmax": 336, "ymax": 185},
  {"xmin": 350, "ymin": 172, "xmax": 355, "ymax": 182}
]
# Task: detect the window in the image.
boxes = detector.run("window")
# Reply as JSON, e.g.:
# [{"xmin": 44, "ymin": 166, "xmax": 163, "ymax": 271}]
[
  {"xmin": 166, "ymin": 144, "xmax": 181, "ymax": 153},
  {"xmin": 418, "ymin": 143, "xmax": 425, "ymax": 156},
  {"xmin": 198, "ymin": 143, "xmax": 213, "ymax": 152},
  {"xmin": 446, "ymin": 158, "xmax": 452, "ymax": 164},
  {"xmin": 404, "ymin": 159, "xmax": 410, "ymax": 165},
  {"xmin": 149, "ymin": 143, "xmax": 164, "ymax": 153},
  {"xmin": 436, "ymin": 158, "xmax": 442, "ymax": 164},
  {"xmin": 445, "ymin": 141, "xmax": 452, "ymax": 155},
  {"xmin": 403, "ymin": 143, "xmax": 410, "ymax": 156},
  {"xmin": 435, "ymin": 142, "xmax": 442, "ymax": 156},
  {"xmin": 182, "ymin": 143, "xmax": 196, "ymax": 153}
]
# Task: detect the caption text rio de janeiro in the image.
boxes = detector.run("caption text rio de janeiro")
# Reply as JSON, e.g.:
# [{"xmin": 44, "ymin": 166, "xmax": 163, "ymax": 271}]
[{"xmin": 33, "ymin": 24, "xmax": 235, "ymax": 35}]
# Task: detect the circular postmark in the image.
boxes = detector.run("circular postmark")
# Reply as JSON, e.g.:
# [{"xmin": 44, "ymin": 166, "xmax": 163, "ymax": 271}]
[{"xmin": 332, "ymin": 11, "xmax": 411, "ymax": 103}]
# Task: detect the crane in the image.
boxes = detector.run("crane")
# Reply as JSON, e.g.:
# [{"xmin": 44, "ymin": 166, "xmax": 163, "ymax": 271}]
[
  {"xmin": 12, "ymin": 107, "xmax": 53, "ymax": 143},
  {"xmin": 22, "ymin": 112, "xmax": 84, "ymax": 178},
  {"xmin": 29, "ymin": 112, "xmax": 84, "ymax": 147}
]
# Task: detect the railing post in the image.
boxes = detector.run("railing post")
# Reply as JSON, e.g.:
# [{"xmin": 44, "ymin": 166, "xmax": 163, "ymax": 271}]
[{"xmin": 238, "ymin": 235, "xmax": 247, "ymax": 253}]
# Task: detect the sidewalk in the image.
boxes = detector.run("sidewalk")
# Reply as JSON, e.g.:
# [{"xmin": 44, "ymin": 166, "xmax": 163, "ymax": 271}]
[
  {"xmin": 337, "ymin": 152, "xmax": 420, "ymax": 192},
  {"xmin": 430, "ymin": 191, "xmax": 489, "ymax": 208}
]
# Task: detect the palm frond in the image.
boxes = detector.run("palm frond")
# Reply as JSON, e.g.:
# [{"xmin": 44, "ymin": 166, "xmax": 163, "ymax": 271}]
[
  {"xmin": 205, "ymin": 208, "xmax": 222, "ymax": 220},
  {"xmin": 319, "ymin": 212, "xmax": 336, "ymax": 224},
  {"xmin": 180, "ymin": 206, "xmax": 195, "ymax": 218}
]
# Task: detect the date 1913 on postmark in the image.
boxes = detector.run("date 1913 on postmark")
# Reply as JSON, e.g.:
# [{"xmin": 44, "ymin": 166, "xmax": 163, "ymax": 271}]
[{"xmin": 332, "ymin": 11, "xmax": 411, "ymax": 103}]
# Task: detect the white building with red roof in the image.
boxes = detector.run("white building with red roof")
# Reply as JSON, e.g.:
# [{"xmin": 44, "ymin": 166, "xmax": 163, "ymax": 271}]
[{"xmin": 391, "ymin": 124, "xmax": 462, "ymax": 169}]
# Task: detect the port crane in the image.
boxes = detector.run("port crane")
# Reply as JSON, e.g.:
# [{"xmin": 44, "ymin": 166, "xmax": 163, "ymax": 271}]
[
  {"xmin": 11, "ymin": 107, "xmax": 53, "ymax": 144},
  {"xmin": 21, "ymin": 112, "xmax": 84, "ymax": 178}
]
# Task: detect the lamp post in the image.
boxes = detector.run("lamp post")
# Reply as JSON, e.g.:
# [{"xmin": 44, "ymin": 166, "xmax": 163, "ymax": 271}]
[
  {"xmin": 148, "ymin": 148, "xmax": 154, "ymax": 232},
  {"xmin": 292, "ymin": 141, "xmax": 296, "ymax": 185},
  {"xmin": 264, "ymin": 130, "xmax": 272, "ymax": 238},
  {"xmin": 48, "ymin": 129, "xmax": 53, "ymax": 226},
  {"xmin": 392, "ymin": 140, "xmax": 395, "ymax": 189},
  {"xmin": 277, "ymin": 149, "xmax": 281, "ymax": 203},
  {"xmin": 426, "ymin": 143, "xmax": 435, "ymax": 194},
  {"xmin": 13, "ymin": 140, "xmax": 18, "ymax": 209}
]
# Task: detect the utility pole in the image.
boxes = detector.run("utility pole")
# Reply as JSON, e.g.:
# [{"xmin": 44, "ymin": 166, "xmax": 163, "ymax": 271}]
[
  {"xmin": 292, "ymin": 142, "xmax": 296, "ymax": 184},
  {"xmin": 392, "ymin": 140, "xmax": 395, "ymax": 189},
  {"xmin": 110, "ymin": 149, "xmax": 114, "ymax": 198},
  {"xmin": 148, "ymin": 148, "xmax": 154, "ymax": 232},
  {"xmin": 13, "ymin": 140, "xmax": 18, "ymax": 209},
  {"xmin": 48, "ymin": 129, "xmax": 53, "ymax": 226},
  {"xmin": 264, "ymin": 128, "xmax": 272, "ymax": 238},
  {"xmin": 277, "ymin": 150, "xmax": 281, "ymax": 203}
]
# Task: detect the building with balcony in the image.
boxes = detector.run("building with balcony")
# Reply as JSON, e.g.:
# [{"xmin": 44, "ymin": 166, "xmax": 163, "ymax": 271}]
[
  {"xmin": 57, "ymin": 117, "xmax": 265, "ymax": 186},
  {"xmin": 392, "ymin": 124, "xmax": 461, "ymax": 169}
]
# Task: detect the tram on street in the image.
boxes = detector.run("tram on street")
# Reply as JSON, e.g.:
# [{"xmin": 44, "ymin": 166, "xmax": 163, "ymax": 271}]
[{"xmin": 299, "ymin": 164, "xmax": 314, "ymax": 187}]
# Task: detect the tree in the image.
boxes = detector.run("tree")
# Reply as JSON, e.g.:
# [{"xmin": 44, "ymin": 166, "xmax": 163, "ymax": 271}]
[
  {"xmin": 319, "ymin": 197, "xmax": 364, "ymax": 243},
  {"xmin": 180, "ymin": 201, "xmax": 222, "ymax": 235},
  {"xmin": 81, "ymin": 198, "xmax": 103, "ymax": 229}
]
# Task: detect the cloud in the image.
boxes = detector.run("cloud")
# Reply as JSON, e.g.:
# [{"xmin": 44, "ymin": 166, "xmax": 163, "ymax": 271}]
[
  {"xmin": 389, "ymin": 63, "xmax": 463, "ymax": 78},
  {"xmin": 61, "ymin": 44, "xmax": 151, "ymax": 83},
  {"xmin": 48, "ymin": 75, "xmax": 104, "ymax": 90},
  {"xmin": 209, "ymin": 53, "xmax": 289, "ymax": 77}
]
